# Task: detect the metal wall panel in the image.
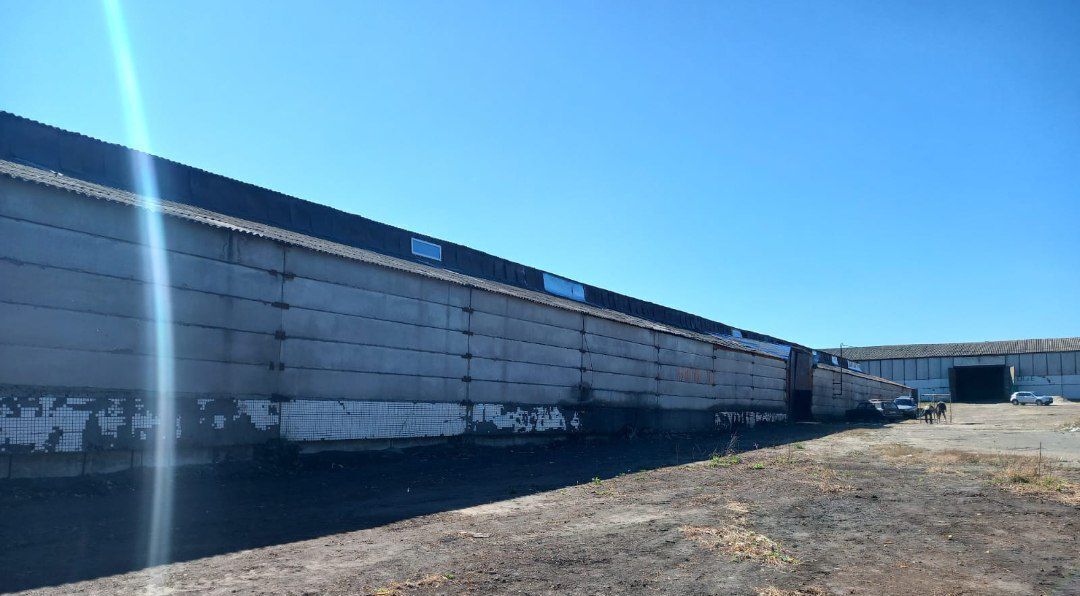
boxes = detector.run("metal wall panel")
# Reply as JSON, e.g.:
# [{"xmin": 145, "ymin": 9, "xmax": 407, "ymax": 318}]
[
  {"xmin": 904, "ymin": 360, "xmax": 917, "ymax": 381},
  {"xmin": 929, "ymin": 357, "xmax": 942, "ymax": 379},
  {"xmin": 1019, "ymin": 353, "xmax": 1034, "ymax": 376},
  {"xmin": 1047, "ymin": 352, "xmax": 1062, "ymax": 376},
  {"xmin": 1062, "ymin": 352, "xmax": 1078, "ymax": 376},
  {"xmin": 1033, "ymin": 353, "xmax": 1048, "ymax": 376},
  {"xmin": 1006, "ymin": 354, "xmax": 1020, "ymax": 374}
]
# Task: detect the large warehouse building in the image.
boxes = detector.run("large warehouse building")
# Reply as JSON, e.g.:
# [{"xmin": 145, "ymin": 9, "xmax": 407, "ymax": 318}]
[
  {"xmin": 824, "ymin": 338, "xmax": 1080, "ymax": 402},
  {"xmin": 0, "ymin": 112, "xmax": 908, "ymax": 477}
]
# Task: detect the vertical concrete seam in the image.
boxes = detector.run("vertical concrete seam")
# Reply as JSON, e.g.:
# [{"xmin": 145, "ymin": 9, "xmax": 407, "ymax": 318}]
[
  {"xmin": 711, "ymin": 344, "xmax": 719, "ymax": 400},
  {"xmin": 653, "ymin": 330, "xmax": 660, "ymax": 398},
  {"xmin": 464, "ymin": 287, "xmax": 473, "ymax": 405},
  {"xmin": 749, "ymin": 355, "xmax": 757, "ymax": 409},
  {"xmin": 273, "ymin": 242, "xmax": 288, "ymax": 439},
  {"xmin": 579, "ymin": 314, "xmax": 586, "ymax": 388}
]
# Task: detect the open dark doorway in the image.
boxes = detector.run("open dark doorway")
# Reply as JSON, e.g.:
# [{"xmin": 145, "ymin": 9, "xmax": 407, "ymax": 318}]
[
  {"xmin": 788, "ymin": 350, "xmax": 814, "ymax": 421},
  {"xmin": 948, "ymin": 365, "xmax": 1011, "ymax": 402}
]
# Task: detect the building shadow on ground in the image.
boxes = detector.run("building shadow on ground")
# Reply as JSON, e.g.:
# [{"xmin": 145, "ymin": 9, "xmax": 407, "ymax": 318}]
[{"xmin": 0, "ymin": 421, "xmax": 879, "ymax": 592}]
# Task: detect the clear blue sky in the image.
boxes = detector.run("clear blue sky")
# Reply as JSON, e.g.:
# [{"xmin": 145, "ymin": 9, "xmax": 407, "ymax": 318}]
[{"xmin": 3, "ymin": 1, "xmax": 1078, "ymax": 348}]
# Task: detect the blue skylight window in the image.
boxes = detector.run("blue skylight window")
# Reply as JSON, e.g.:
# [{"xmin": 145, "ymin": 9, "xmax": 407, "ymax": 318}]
[
  {"xmin": 411, "ymin": 237, "xmax": 442, "ymax": 261},
  {"xmin": 542, "ymin": 272, "xmax": 586, "ymax": 302}
]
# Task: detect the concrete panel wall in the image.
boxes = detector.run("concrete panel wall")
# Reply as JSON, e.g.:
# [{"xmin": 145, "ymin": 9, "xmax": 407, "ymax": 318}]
[
  {"xmin": 1, "ymin": 177, "xmax": 289, "ymax": 465},
  {"xmin": 1, "ymin": 176, "xmax": 810, "ymax": 475},
  {"xmin": 811, "ymin": 365, "xmax": 910, "ymax": 419}
]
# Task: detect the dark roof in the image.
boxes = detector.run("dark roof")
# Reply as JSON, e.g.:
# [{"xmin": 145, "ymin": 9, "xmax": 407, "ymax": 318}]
[
  {"xmin": 0, "ymin": 110, "xmax": 860, "ymax": 370},
  {"xmin": 822, "ymin": 338, "xmax": 1080, "ymax": 361}
]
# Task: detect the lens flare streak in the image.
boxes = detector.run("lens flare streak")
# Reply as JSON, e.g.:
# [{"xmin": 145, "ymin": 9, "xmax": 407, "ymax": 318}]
[{"xmin": 103, "ymin": 0, "xmax": 177, "ymax": 581}]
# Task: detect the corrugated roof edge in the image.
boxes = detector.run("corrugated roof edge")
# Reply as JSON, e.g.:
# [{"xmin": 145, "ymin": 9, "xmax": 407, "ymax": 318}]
[
  {"xmin": 821, "ymin": 338, "xmax": 1080, "ymax": 361},
  {"xmin": 1, "ymin": 158, "xmax": 784, "ymax": 361}
]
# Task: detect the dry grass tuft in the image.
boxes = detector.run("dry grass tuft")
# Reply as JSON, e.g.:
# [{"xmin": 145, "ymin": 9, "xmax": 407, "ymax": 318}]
[
  {"xmin": 371, "ymin": 573, "xmax": 455, "ymax": 595},
  {"xmin": 682, "ymin": 525, "xmax": 798, "ymax": 567},
  {"xmin": 1058, "ymin": 417, "xmax": 1080, "ymax": 432},
  {"xmin": 838, "ymin": 427, "xmax": 875, "ymax": 439},
  {"xmin": 934, "ymin": 450, "xmax": 1027, "ymax": 466},
  {"xmin": 756, "ymin": 587, "xmax": 827, "ymax": 596},
  {"xmin": 810, "ymin": 466, "xmax": 855, "ymax": 494},
  {"xmin": 757, "ymin": 452, "xmax": 853, "ymax": 494},
  {"xmin": 725, "ymin": 501, "xmax": 752, "ymax": 515},
  {"xmin": 709, "ymin": 454, "xmax": 742, "ymax": 468},
  {"xmin": 925, "ymin": 465, "xmax": 965, "ymax": 475},
  {"xmin": 993, "ymin": 463, "xmax": 1080, "ymax": 505},
  {"xmin": 876, "ymin": 444, "xmax": 923, "ymax": 458},
  {"xmin": 775, "ymin": 462, "xmax": 854, "ymax": 494},
  {"xmin": 876, "ymin": 444, "xmax": 1080, "ymax": 505},
  {"xmin": 877, "ymin": 445, "xmax": 1037, "ymax": 467}
]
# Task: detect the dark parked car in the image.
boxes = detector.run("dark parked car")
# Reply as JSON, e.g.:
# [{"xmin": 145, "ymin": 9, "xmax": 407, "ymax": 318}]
[
  {"xmin": 871, "ymin": 399, "xmax": 905, "ymax": 421},
  {"xmin": 845, "ymin": 401, "xmax": 901, "ymax": 422}
]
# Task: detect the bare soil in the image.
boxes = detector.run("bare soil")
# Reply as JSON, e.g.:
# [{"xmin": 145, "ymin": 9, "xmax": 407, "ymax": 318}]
[{"xmin": 2, "ymin": 403, "xmax": 1078, "ymax": 595}]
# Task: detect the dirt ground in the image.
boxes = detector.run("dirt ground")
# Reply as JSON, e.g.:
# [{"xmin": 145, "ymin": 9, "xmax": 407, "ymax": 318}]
[{"xmin": 2, "ymin": 402, "xmax": 1078, "ymax": 595}]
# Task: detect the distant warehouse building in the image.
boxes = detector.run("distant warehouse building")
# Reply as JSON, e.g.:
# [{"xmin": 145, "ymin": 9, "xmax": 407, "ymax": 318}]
[{"xmin": 823, "ymin": 338, "xmax": 1080, "ymax": 402}]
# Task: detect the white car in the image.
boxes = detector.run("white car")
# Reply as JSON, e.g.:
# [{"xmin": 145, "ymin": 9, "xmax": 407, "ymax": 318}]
[
  {"xmin": 1010, "ymin": 391, "xmax": 1052, "ymax": 406},
  {"xmin": 892, "ymin": 396, "xmax": 919, "ymax": 418}
]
